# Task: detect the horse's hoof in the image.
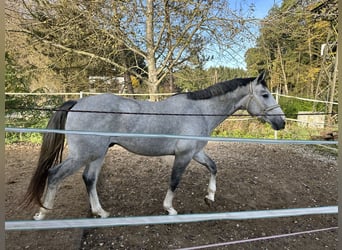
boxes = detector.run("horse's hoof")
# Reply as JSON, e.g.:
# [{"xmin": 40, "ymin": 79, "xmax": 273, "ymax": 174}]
[
  {"xmin": 204, "ymin": 197, "xmax": 215, "ymax": 207},
  {"xmin": 100, "ymin": 210, "xmax": 110, "ymax": 218},
  {"xmin": 33, "ymin": 207, "xmax": 50, "ymax": 220},
  {"xmin": 205, "ymin": 193, "xmax": 215, "ymax": 202},
  {"xmin": 166, "ymin": 208, "xmax": 178, "ymax": 215},
  {"xmin": 92, "ymin": 209, "xmax": 110, "ymax": 218},
  {"xmin": 33, "ymin": 212, "xmax": 46, "ymax": 220}
]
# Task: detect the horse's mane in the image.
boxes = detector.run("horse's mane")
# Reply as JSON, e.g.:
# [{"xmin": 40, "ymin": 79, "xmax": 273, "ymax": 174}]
[{"xmin": 186, "ymin": 77, "xmax": 259, "ymax": 100}]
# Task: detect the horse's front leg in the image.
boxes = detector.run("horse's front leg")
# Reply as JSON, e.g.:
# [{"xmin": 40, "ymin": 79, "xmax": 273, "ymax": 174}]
[
  {"xmin": 163, "ymin": 188, "xmax": 177, "ymax": 215},
  {"xmin": 163, "ymin": 152, "xmax": 193, "ymax": 215},
  {"xmin": 206, "ymin": 174, "xmax": 216, "ymax": 202},
  {"xmin": 193, "ymin": 151, "xmax": 217, "ymax": 203}
]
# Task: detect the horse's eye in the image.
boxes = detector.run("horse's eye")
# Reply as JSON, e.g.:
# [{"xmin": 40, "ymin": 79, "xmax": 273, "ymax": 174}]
[{"xmin": 262, "ymin": 94, "xmax": 269, "ymax": 98}]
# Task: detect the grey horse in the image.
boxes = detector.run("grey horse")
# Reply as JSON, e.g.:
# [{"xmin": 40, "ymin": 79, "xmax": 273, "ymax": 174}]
[{"xmin": 23, "ymin": 71, "xmax": 285, "ymax": 220}]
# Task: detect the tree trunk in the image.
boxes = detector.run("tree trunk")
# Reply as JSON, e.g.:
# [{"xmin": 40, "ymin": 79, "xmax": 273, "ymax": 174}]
[
  {"xmin": 169, "ymin": 72, "xmax": 174, "ymax": 93},
  {"xmin": 148, "ymin": 82, "xmax": 158, "ymax": 101},
  {"xmin": 308, "ymin": 29, "xmax": 314, "ymax": 96},
  {"xmin": 327, "ymin": 47, "xmax": 337, "ymax": 125},
  {"xmin": 314, "ymin": 33, "xmax": 331, "ymax": 111},
  {"xmin": 124, "ymin": 71, "xmax": 134, "ymax": 96},
  {"xmin": 165, "ymin": 0, "xmax": 174, "ymax": 93},
  {"xmin": 146, "ymin": 0, "xmax": 158, "ymax": 101},
  {"xmin": 277, "ymin": 41, "xmax": 288, "ymax": 94}
]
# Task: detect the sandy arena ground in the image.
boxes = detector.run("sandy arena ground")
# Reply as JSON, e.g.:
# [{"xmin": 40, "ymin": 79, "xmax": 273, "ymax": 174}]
[{"xmin": 5, "ymin": 142, "xmax": 338, "ymax": 249}]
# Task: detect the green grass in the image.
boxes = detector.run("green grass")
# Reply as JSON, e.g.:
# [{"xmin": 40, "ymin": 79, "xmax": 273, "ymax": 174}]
[
  {"xmin": 212, "ymin": 118, "xmax": 337, "ymax": 141},
  {"xmin": 5, "ymin": 118, "xmax": 48, "ymax": 144}
]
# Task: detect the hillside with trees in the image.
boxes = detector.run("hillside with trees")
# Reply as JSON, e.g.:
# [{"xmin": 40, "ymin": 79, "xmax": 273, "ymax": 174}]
[{"xmin": 245, "ymin": 0, "xmax": 337, "ymax": 105}]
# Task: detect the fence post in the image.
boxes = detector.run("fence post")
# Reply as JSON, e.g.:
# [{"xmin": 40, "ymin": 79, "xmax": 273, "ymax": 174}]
[{"xmin": 80, "ymin": 91, "xmax": 83, "ymax": 98}]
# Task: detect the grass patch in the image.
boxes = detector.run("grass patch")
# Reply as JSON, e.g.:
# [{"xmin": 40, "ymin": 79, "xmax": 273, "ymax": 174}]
[{"xmin": 212, "ymin": 118, "xmax": 336, "ymax": 141}]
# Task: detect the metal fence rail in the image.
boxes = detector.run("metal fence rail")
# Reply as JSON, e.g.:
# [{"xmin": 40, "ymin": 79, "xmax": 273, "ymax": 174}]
[
  {"xmin": 5, "ymin": 206, "xmax": 338, "ymax": 231},
  {"xmin": 4, "ymin": 127, "xmax": 339, "ymax": 145}
]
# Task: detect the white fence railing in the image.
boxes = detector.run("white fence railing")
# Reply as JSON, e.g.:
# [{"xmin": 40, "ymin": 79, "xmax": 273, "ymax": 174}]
[{"xmin": 5, "ymin": 91, "xmax": 338, "ymax": 105}]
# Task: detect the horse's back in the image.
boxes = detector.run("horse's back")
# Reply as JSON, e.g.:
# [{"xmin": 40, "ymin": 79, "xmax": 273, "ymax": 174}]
[{"xmin": 64, "ymin": 93, "xmax": 208, "ymax": 156}]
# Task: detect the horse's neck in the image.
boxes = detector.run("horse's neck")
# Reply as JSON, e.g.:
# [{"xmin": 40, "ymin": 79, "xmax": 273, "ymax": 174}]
[{"xmin": 198, "ymin": 88, "xmax": 248, "ymax": 130}]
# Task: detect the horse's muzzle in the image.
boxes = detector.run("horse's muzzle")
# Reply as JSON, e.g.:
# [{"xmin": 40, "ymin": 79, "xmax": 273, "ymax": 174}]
[{"xmin": 271, "ymin": 117, "xmax": 286, "ymax": 130}]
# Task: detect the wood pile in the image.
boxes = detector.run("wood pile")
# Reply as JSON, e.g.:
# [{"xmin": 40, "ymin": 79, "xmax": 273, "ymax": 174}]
[{"xmin": 311, "ymin": 131, "xmax": 338, "ymax": 141}]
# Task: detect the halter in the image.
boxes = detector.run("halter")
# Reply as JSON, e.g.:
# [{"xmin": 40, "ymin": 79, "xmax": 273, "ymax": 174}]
[{"xmin": 245, "ymin": 82, "xmax": 280, "ymax": 116}]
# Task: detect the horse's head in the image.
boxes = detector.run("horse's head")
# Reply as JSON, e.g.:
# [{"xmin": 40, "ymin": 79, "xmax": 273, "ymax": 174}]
[{"xmin": 244, "ymin": 71, "xmax": 285, "ymax": 130}]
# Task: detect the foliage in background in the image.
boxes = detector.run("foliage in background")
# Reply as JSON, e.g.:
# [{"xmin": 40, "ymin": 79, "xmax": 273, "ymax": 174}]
[
  {"xmin": 5, "ymin": 52, "xmax": 31, "ymax": 104},
  {"xmin": 174, "ymin": 66, "xmax": 248, "ymax": 92},
  {"xmin": 6, "ymin": 0, "xmax": 255, "ymax": 100},
  {"xmin": 278, "ymin": 97, "xmax": 328, "ymax": 119},
  {"xmin": 212, "ymin": 118, "xmax": 336, "ymax": 141},
  {"xmin": 6, "ymin": 52, "xmax": 64, "ymax": 143},
  {"xmin": 245, "ymin": 0, "xmax": 337, "ymax": 104},
  {"xmin": 5, "ymin": 0, "xmax": 338, "ymax": 144}
]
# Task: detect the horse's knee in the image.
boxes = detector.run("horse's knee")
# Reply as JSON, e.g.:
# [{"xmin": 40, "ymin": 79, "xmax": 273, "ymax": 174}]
[
  {"xmin": 82, "ymin": 173, "xmax": 96, "ymax": 193},
  {"xmin": 82, "ymin": 172, "xmax": 95, "ymax": 184}
]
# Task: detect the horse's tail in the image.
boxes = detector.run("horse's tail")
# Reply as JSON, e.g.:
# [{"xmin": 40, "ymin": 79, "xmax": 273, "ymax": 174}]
[{"xmin": 22, "ymin": 100, "xmax": 78, "ymax": 208}]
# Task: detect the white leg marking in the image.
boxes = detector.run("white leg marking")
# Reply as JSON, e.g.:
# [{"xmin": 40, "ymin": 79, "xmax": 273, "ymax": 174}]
[
  {"xmin": 33, "ymin": 207, "xmax": 49, "ymax": 220},
  {"xmin": 89, "ymin": 190, "xmax": 110, "ymax": 218},
  {"xmin": 33, "ymin": 187, "xmax": 57, "ymax": 220},
  {"xmin": 163, "ymin": 189, "xmax": 178, "ymax": 215},
  {"xmin": 205, "ymin": 174, "xmax": 216, "ymax": 202}
]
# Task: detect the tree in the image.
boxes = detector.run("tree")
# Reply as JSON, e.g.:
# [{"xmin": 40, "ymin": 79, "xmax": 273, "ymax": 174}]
[
  {"xmin": 5, "ymin": 0, "xmax": 64, "ymax": 92},
  {"xmin": 8, "ymin": 0, "xmax": 253, "ymax": 100},
  {"xmin": 174, "ymin": 66, "xmax": 247, "ymax": 92},
  {"xmin": 245, "ymin": 0, "xmax": 337, "ymax": 101}
]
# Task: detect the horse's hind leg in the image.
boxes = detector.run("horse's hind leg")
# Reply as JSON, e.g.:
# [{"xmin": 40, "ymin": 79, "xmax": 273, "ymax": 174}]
[
  {"xmin": 163, "ymin": 151, "xmax": 193, "ymax": 215},
  {"xmin": 33, "ymin": 158, "xmax": 85, "ymax": 220},
  {"xmin": 82, "ymin": 157, "xmax": 109, "ymax": 218},
  {"xmin": 193, "ymin": 150, "xmax": 217, "ymax": 202}
]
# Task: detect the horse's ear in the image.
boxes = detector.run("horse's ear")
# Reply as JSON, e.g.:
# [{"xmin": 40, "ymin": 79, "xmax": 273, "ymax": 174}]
[{"xmin": 256, "ymin": 70, "xmax": 267, "ymax": 84}]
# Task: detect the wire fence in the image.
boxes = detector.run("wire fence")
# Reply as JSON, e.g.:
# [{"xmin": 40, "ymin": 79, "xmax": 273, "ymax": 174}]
[
  {"xmin": 5, "ymin": 91, "xmax": 339, "ymax": 104},
  {"xmin": 5, "ymin": 91, "xmax": 338, "ymax": 117},
  {"xmin": 4, "ymin": 91, "xmax": 338, "ymax": 247},
  {"xmin": 4, "ymin": 127, "xmax": 339, "ymax": 145},
  {"xmin": 177, "ymin": 226, "xmax": 338, "ymax": 250},
  {"xmin": 5, "ymin": 91, "xmax": 338, "ymax": 145}
]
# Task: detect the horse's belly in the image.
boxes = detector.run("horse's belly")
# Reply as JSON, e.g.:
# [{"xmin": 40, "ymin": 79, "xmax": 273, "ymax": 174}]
[{"xmin": 114, "ymin": 137, "xmax": 176, "ymax": 156}]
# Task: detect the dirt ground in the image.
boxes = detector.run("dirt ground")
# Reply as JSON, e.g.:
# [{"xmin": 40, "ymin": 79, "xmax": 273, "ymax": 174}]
[{"xmin": 5, "ymin": 142, "xmax": 338, "ymax": 249}]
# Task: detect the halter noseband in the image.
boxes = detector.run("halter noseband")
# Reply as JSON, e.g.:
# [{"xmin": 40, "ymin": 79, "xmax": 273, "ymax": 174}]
[{"xmin": 245, "ymin": 83, "xmax": 280, "ymax": 116}]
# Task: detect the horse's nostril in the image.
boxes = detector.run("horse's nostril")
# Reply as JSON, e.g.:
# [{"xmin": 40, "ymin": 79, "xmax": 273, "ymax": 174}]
[{"xmin": 279, "ymin": 120, "xmax": 286, "ymax": 130}]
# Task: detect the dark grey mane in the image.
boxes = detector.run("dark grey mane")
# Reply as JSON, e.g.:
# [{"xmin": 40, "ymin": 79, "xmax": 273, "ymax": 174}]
[{"xmin": 187, "ymin": 77, "xmax": 257, "ymax": 100}]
